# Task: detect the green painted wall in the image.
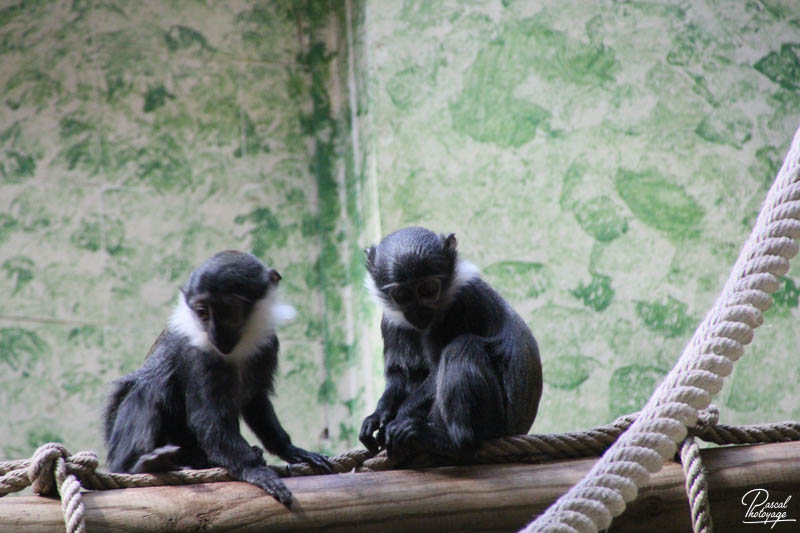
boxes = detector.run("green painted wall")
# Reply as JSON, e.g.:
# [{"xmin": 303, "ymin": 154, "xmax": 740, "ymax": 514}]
[
  {"xmin": 1, "ymin": 0, "xmax": 799, "ymax": 465},
  {"xmin": 0, "ymin": 0, "xmax": 376, "ymax": 462},
  {"xmin": 360, "ymin": 0, "xmax": 800, "ymax": 433}
]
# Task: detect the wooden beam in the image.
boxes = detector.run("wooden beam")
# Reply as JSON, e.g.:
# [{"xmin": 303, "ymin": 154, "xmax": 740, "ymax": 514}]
[{"xmin": 2, "ymin": 441, "xmax": 800, "ymax": 532}]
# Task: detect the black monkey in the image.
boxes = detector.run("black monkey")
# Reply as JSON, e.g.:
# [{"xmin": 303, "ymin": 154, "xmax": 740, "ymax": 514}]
[
  {"xmin": 359, "ymin": 227, "xmax": 542, "ymax": 463},
  {"xmin": 103, "ymin": 250, "xmax": 331, "ymax": 505}
]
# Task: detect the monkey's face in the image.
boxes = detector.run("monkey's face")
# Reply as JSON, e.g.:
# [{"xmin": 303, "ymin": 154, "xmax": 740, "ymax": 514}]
[
  {"xmin": 180, "ymin": 251, "xmax": 284, "ymax": 355},
  {"xmin": 190, "ymin": 294, "xmax": 255, "ymax": 355},
  {"xmin": 365, "ymin": 227, "xmax": 459, "ymax": 331},
  {"xmin": 380, "ymin": 275, "xmax": 445, "ymax": 330}
]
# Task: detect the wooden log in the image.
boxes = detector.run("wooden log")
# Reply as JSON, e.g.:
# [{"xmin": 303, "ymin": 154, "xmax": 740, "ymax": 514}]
[{"xmin": 1, "ymin": 441, "xmax": 799, "ymax": 532}]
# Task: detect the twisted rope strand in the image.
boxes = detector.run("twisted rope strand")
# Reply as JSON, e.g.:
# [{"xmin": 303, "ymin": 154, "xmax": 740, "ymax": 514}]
[
  {"xmin": 523, "ymin": 123, "xmax": 800, "ymax": 533},
  {"xmin": 680, "ymin": 436, "xmax": 713, "ymax": 533}
]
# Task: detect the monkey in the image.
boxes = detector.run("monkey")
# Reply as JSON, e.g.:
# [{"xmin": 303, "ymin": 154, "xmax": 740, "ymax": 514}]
[
  {"xmin": 103, "ymin": 250, "xmax": 332, "ymax": 505},
  {"xmin": 359, "ymin": 227, "xmax": 542, "ymax": 464}
]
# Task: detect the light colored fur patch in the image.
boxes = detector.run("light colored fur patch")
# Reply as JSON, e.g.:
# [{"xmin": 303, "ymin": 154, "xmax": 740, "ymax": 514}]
[
  {"xmin": 168, "ymin": 290, "xmax": 296, "ymax": 361},
  {"xmin": 449, "ymin": 260, "xmax": 480, "ymax": 299},
  {"xmin": 365, "ymin": 259, "xmax": 481, "ymax": 330},
  {"xmin": 169, "ymin": 294, "xmax": 213, "ymax": 352},
  {"xmin": 365, "ymin": 275, "xmax": 414, "ymax": 329}
]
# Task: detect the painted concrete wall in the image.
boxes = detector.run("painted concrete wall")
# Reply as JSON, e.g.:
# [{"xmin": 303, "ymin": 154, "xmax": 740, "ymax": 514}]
[
  {"xmin": 1, "ymin": 0, "xmax": 800, "ymax": 465},
  {"xmin": 359, "ymin": 0, "xmax": 800, "ymax": 433},
  {"xmin": 0, "ymin": 0, "xmax": 376, "ymax": 461}
]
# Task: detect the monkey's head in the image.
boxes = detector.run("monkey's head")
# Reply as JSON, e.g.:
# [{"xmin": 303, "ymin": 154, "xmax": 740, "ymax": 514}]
[
  {"xmin": 365, "ymin": 227, "xmax": 463, "ymax": 330},
  {"xmin": 177, "ymin": 250, "xmax": 285, "ymax": 355}
]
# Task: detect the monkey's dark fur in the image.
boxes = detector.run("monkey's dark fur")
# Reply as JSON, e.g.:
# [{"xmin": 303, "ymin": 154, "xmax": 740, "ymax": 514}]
[
  {"xmin": 360, "ymin": 227, "xmax": 542, "ymax": 463},
  {"xmin": 103, "ymin": 250, "xmax": 331, "ymax": 505}
]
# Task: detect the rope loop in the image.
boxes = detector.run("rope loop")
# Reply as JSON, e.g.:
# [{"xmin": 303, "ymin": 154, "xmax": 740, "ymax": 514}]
[{"xmin": 29, "ymin": 442, "xmax": 71, "ymax": 496}]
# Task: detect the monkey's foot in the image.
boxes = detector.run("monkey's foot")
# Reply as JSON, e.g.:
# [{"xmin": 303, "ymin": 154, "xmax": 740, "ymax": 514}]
[
  {"xmin": 242, "ymin": 466, "xmax": 293, "ymax": 506},
  {"xmin": 384, "ymin": 417, "xmax": 426, "ymax": 463}
]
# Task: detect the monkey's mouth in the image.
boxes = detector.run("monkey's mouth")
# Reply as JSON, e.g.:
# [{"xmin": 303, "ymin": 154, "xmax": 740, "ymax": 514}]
[
  {"xmin": 211, "ymin": 334, "xmax": 238, "ymax": 355},
  {"xmin": 404, "ymin": 308, "xmax": 434, "ymax": 330}
]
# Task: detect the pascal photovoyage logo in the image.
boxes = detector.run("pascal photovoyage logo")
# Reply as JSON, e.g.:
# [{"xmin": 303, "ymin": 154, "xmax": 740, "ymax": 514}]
[{"xmin": 742, "ymin": 488, "xmax": 796, "ymax": 529}]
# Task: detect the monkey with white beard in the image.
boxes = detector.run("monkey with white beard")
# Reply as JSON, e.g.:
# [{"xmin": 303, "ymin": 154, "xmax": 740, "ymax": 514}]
[
  {"xmin": 360, "ymin": 227, "xmax": 543, "ymax": 463},
  {"xmin": 103, "ymin": 250, "xmax": 331, "ymax": 505}
]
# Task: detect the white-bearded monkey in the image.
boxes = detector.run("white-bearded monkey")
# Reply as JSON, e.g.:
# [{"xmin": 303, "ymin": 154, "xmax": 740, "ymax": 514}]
[
  {"xmin": 360, "ymin": 227, "xmax": 542, "ymax": 463},
  {"xmin": 103, "ymin": 251, "xmax": 331, "ymax": 505}
]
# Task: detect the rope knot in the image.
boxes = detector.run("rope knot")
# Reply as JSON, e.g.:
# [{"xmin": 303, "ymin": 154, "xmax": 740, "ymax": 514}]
[
  {"xmin": 694, "ymin": 404, "xmax": 720, "ymax": 433},
  {"xmin": 68, "ymin": 451, "xmax": 100, "ymax": 477},
  {"xmin": 29, "ymin": 442, "xmax": 70, "ymax": 496}
]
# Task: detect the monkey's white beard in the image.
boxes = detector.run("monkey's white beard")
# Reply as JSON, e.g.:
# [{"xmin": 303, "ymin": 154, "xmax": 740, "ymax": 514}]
[
  {"xmin": 366, "ymin": 259, "xmax": 480, "ymax": 330},
  {"xmin": 169, "ymin": 291, "xmax": 296, "ymax": 360}
]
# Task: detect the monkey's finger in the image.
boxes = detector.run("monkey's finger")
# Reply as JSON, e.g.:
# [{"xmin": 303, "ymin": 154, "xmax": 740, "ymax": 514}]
[
  {"xmin": 359, "ymin": 418, "xmax": 380, "ymax": 443},
  {"xmin": 360, "ymin": 434, "xmax": 380, "ymax": 454},
  {"xmin": 302, "ymin": 451, "xmax": 333, "ymax": 473},
  {"xmin": 375, "ymin": 425, "xmax": 388, "ymax": 448}
]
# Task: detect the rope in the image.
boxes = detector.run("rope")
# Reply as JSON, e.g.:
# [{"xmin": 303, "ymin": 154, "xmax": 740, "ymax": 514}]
[
  {"xmin": 522, "ymin": 123, "xmax": 800, "ymax": 533},
  {"xmin": 680, "ymin": 437, "xmax": 712, "ymax": 533},
  {"xmin": 2, "ymin": 409, "xmax": 800, "ymax": 532},
  {"xmin": 680, "ymin": 406, "xmax": 719, "ymax": 533}
]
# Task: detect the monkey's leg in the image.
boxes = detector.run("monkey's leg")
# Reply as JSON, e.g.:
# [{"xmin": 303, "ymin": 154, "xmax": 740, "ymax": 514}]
[
  {"xmin": 130, "ymin": 444, "xmax": 182, "ymax": 473},
  {"xmin": 387, "ymin": 335, "xmax": 506, "ymax": 462},
  {"xmin": 434, "ymin": 334, "xmax": 506, "ymax": 455}
]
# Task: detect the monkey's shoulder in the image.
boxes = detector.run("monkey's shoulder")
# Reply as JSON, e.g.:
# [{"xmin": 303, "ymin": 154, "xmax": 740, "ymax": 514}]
[
  {"xmin": 119, "ymin": 329, "xmax": 200, "ymax": 385},
  {"xmin": 446, "ymin": 279, "xmax": 508, "ymax": 321},
  {"xmin": 452, "ymin": 277, "xmax": 505, "ymax": 304}
]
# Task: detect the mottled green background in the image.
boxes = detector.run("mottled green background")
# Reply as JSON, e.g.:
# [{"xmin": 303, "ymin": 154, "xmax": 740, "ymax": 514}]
[{"xmin": 1, "ymin": 0, "xmax": 799, "ymax": 464}]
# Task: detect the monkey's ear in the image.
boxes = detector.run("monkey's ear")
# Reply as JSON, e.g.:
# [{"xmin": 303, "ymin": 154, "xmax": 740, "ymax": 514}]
[
  {"xmin": 268, "ymin": 269, "xmax": 282, "ymax": 283},
  {"xmin": 364, "ymin": 246, "xmax": 376, "ymax": 271},
  {"xmin": 443, "ymin": 233, "xmax": 457, "ymax": 253}
]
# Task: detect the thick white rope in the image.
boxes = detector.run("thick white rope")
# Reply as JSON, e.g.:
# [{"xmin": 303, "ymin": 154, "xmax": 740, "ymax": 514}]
[{"xmin": 523, "ymin": 122, "xmax": 800, "ymax": 533}]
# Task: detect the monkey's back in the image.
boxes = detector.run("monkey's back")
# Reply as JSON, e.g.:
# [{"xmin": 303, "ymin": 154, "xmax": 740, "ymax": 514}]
[
  {"xmin": 440, "ymin": 278, "xmax": 543, "ymax": 436},
  {"xmin": 103, "ymin": 331, "xmax": 192, "ymax": 472}
]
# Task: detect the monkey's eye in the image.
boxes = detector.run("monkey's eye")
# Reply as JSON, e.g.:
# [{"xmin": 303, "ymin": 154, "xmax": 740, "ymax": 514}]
[
  {"xmin": 195, "ymin": 306, "xmax": 209, "ymax": 322},
  {"xmin": 416, "ymin": 278, "xmax": 441, "ymax": 303},
  {"xmin": 390, "ymin": 286, "xmax": 413, "ymax": 306}
]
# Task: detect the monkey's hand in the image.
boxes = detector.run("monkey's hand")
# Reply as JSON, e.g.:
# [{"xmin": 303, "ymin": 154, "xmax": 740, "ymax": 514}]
[
  {"xmin": 241, "ymin": 466, "xmax": 293, "ymax": 506},
  {"xmin": 281, "ymin": 444, "xmax": 333, "ymax": 474},
  {"xmin": 359, "ymin": 411, "xmax": 385, "ymax": 453}
]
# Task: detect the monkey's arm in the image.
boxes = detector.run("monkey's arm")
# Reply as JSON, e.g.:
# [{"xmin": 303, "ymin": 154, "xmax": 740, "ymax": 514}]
[
  {"xmin": 359, "ymin": 360, "xmax": 409, "ymax": 453},
  {"xmin": 185, "ymin": 368, "xmax": 293, "ymax": 505},
  {"xmin": 394, "ymin": 372, "xmax": 436, "ymax": 420},
  {"xmin": 361, "ymin": 321, "xmax": 428, "ymax": 453},
  {"xmin": 242, "ymin": 395, "xmax": 332, "ymax": 473}
]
